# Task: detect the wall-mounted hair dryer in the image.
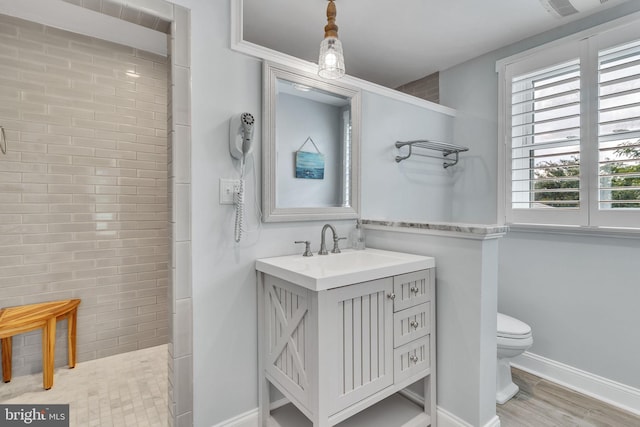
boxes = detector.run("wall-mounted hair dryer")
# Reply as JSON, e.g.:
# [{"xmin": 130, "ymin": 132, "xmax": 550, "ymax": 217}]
[
  {"xmin": 229, "ymin": 112, "xmax": 255, "ymax": 160},
  {"xmin": 228, "ymin": 112, "xmax": 255, "ymax": 243}
]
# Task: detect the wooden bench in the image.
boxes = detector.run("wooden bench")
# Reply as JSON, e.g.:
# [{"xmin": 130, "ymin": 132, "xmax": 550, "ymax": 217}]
[{"xmin": 0, "ymin": 299, "xmax": 81, "ymax": 390}]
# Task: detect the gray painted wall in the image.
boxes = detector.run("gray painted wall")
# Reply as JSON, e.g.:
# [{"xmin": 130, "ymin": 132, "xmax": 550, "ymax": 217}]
[
  {"xmin": 499, "ymin": 231, "xmax": 640, "ymax": 389},
  {"xmin": 440, "ymin": 2, "xmax": 640, "ymax": 391}
]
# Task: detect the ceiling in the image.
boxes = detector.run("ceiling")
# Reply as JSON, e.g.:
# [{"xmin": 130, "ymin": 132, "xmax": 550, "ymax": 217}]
[{"xmin": 243, "ymin": 0, "xmax": 632, "ymax": 89}]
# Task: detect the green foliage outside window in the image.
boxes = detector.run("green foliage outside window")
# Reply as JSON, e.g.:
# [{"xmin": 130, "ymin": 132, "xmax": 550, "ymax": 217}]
[
  {"xmin": 533, "ymin": 158, "xmax": 580, "ymax": 208},
  {"xmin": 533, "ymin": 140, "xmax": 640, "ymax": 208}
]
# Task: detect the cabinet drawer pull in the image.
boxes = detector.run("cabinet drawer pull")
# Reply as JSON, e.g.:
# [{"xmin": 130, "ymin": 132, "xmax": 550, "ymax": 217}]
[
  {"xmin": 410, "ymin": 286, "xmax": 420, "ymax": 294},
  {"xmin": 387, "ymin": 293, "xmax": 396, "ymax": 300},
  {"xmin": 410, "ymin": 320, "xmax": 419, "ymax": 329},
  {"xmin": 409, "ymin": 355, "xmax": 419, "ymax": 363}
]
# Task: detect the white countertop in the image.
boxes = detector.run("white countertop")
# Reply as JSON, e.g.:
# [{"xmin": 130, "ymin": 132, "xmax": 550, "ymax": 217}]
[{"xmin": 256, "ymin": 248, "xmax": 435, "ymax": 291}]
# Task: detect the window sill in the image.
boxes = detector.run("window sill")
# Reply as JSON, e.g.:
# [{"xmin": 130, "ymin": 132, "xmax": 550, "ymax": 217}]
[{"xmin": 507, "ymin": 223, "xmax": 640, "ymax": 239}]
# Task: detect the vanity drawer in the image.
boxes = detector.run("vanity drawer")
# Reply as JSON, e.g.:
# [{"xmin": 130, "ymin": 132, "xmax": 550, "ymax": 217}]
[
  {"xmin": 393, "ymin": 270, "xmax": 430, "ymax": 312},
  {"xmin": 393, "ymin": 302, "xmax": 430, "ymax": 348},
  {"xmin": 394, "ymin": 335, "xmax": 430, "ymax": 384}
]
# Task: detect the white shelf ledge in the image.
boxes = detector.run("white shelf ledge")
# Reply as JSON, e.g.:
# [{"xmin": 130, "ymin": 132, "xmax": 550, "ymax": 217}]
[{"xmin": 362, "ymin": 219, "xmax": 508, "ymax": 240}]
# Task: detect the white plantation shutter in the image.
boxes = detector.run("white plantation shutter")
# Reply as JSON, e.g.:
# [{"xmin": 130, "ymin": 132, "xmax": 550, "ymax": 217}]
[
  {"xmin": 504, "ymin": 43, "xmax": 587, "ymax": 226},
  {"xmin": 589, "ymin": 25, "xmax": 640, "ymax": 228},
  {"xmin": 597, "ymin": 39, "xmax": 640, "ymax": 215},
  {"xmin": 511, "ymin": 60, "xmax": 581, "ymax": 208},
  {"xmin": 501, "ymin": 20, "xmax": 640, "ymax": 229}
]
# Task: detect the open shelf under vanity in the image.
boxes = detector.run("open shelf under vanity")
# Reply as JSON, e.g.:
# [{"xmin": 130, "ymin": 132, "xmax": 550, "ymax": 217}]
[{"xmin": 268, "ymin": 393, "xmax": 429, "ymax": 427}]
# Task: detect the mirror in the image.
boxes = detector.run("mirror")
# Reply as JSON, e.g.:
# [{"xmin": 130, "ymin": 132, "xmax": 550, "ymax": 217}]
[{"xmin": 262, "ymin": 62, "xmax": 361, "ymax": 222}]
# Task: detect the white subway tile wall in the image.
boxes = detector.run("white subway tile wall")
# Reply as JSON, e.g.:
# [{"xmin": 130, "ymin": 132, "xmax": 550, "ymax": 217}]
[{"xmin": 0, "ymin": 14, "xmax": 169, "ymax": 377}]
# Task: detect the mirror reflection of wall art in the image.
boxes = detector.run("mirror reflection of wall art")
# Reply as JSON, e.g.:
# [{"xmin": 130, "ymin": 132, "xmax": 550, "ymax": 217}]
[{"xmin": 295, "ymin": 137, "xmax": 325, "ymax": 180}]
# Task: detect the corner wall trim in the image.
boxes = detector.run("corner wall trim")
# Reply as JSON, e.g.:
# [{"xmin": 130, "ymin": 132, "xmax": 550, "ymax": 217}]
[{"xmin": 513, "ymin": 351, "xmax": 640, "ymax": 416}]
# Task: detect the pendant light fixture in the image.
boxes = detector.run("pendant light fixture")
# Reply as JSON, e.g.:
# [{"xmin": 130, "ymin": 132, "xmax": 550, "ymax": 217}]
[{"xmin": 318, "ymin": 0, "xmax": 345, "ymax": 79}]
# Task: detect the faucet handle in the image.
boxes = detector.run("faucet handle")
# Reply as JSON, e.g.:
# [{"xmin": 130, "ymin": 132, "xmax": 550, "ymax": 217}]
[
  {"xmin": 331, "ymin": 237, "xmax": 347, "ymax": 254},
  {"xmin": 294, "ymin": 240, "xmax": 313, "ymax": 257}
]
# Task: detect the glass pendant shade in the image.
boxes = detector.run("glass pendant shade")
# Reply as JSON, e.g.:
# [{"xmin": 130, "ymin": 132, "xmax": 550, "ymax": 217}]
[{"xmin": 318, "ymin": 36, "xmax": 345, "ymax": 79}]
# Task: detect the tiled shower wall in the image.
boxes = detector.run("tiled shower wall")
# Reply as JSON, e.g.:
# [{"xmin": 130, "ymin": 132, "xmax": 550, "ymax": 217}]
[{"xmin": 0, "ymin": 14, "xmax": 169, "ymax": 376}]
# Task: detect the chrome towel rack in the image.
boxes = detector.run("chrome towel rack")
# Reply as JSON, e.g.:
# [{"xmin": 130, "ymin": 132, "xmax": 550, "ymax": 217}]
[{"xmin": 395, "ymin": 139, "xmax": 469, "ymax": 169}]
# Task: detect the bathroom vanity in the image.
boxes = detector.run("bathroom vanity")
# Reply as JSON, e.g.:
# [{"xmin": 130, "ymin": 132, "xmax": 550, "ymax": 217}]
[{"xmin": 256, "ymin": 249, "xmax": 436, "ymax": 427}]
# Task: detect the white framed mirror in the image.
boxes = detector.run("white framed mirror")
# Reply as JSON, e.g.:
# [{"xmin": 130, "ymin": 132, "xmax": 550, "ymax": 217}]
[{"xmin": 262, "ymin": 62, "xmax": 361, "ymax": 222}]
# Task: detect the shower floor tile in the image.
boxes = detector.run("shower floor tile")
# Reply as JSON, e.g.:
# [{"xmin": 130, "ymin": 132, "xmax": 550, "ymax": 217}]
[{"xmin": 0, "ymin": 344, "xmax": 167, "ymax": 427}]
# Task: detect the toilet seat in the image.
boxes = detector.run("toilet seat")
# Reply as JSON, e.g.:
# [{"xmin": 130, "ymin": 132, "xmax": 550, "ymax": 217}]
[
  {"xmin": 497, "ymin": 312, "xmax": 532, "ymax": 340},
  {"xmin": 497, "ymin": 334, "xmax": 533, "ymax": 349}
]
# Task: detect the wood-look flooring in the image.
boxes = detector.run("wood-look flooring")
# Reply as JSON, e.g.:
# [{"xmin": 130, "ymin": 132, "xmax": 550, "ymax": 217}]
[{"xmin": 497, "ymin": 368, "xmax": 640, "ymax": 427}]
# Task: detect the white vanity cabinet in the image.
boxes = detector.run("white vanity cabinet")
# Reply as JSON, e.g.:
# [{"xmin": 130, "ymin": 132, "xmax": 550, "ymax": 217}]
[{"xmin": 256, "ymin": 249, "xmax": 436, "ymax": 427}]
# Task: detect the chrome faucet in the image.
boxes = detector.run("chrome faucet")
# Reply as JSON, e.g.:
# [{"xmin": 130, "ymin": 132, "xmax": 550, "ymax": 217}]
[{"xmin": 318, "ymin": 224, "xmax": 345, "ymax": 255}]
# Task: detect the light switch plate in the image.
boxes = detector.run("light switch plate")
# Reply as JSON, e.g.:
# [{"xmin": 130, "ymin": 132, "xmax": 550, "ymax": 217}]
[{"xmin": 219, "ymin": 178, "xmax": 241, "ymax": 204}]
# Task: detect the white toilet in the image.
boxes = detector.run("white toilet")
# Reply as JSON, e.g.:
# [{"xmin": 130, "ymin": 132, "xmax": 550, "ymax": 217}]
[{"xmin": 496, "ymin": 312, "xmax": 533, "ymax": 404}]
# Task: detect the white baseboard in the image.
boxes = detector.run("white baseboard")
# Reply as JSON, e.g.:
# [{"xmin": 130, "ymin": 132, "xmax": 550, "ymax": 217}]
[
  {"xmin": 436, "ymin": 407, "xmax": 500, "ymax": 427},
  {"xmin": 435, "ymin": 407, "xmax": 472, "ymax": 427},
  {"xmin": 212, "ymin": 408, "xmax": 258, "ymax": 427},
  {"xmin": 214, "ymin": 403, "xmax": 500, "ymax": 427},
  {"xmin": 212, "ymin": 399, "xmax": 290, "ymax": 427},
  {"xmin": 512, "ymin": 351, "xmax": 640, "ymax": 416},
  {"xmin": 483, "ymin": 415, "xmax": 501, "ymax": 427}
]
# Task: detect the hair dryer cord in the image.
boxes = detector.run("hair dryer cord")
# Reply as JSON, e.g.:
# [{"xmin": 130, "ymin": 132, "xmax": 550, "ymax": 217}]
[{"xmin": 234, "ymin": 179, "xmax": 245, "ymax": 243}]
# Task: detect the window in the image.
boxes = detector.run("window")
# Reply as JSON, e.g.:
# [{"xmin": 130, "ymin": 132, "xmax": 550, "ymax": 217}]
[
  {"xmin": 597, "ymin": 39, "xmax": 640, "ymax": 213},
  {"xmin": 499, "ymin": 19, "xmax": 640, "ymax": 228}
]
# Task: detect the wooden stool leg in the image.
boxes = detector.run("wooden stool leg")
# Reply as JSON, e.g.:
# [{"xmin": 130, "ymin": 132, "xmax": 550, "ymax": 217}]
[
  {"xmin": 1, "ymin": 337, "xmax": 12, "ymax": 383},
  {"xmin": 42, "ymin": 318, "xmax": 56, "ymax": 390},
  {"xmin": 67, "ymin": 309, "xmax": 77, "ymax": 368}
]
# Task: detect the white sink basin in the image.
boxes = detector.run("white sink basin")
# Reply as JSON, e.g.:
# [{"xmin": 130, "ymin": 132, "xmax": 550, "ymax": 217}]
[{"xmin": 256, "ymin": 248, "xmax": 434, "ymax": 291}]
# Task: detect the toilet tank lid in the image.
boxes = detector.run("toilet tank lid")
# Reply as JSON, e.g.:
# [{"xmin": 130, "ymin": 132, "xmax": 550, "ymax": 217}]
[{"xmin": 497, "ymin": 313, "xmax": 531, "ymax": 336}]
